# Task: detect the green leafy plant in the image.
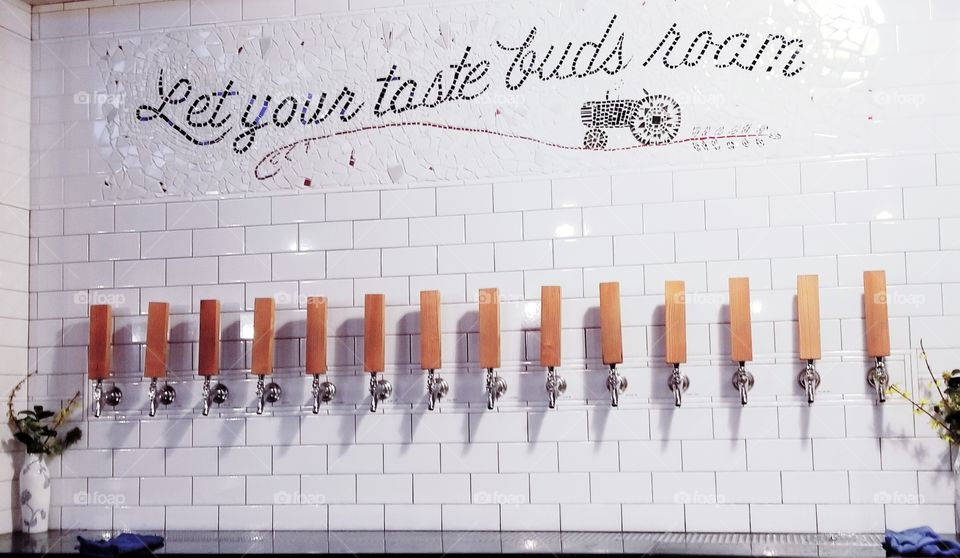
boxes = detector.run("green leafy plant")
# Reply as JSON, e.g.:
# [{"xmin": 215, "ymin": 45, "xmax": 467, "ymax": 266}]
[
  {"xmin": 6, "ymin": 372, "xmax": 82, "ymax": 456},
  {"xmin": 888, "ymin": 340, "xmax": 960, "ymax": 444}
]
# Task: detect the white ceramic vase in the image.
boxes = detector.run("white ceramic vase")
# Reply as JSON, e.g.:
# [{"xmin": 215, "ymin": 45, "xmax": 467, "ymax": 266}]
[{"xmin": 19, "ymin": 454, "xmax": 50, "ymax": 534}]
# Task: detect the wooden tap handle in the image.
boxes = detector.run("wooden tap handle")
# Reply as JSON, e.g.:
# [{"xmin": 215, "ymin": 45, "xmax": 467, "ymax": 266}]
[
  {"xmin": 864, "ymin": 270, "xmax": 891, "ymax": 358},
  {"xmin": 665, "ymin": 281, "xmax": 687, "ymax": 365},
  {"xmin": 88, "ymin": 304, "xmax": 113, "ymax": 380},
  {"xmin": 420, "ymin": 291, "xmax": 441, "ymax": 370},
  {"xmin": 144, "ymin": 302, "xmax": 170, "ymax": 379},
  {"xmin": 797, "ymin": 275, "xmax": 822, "ymax": 361},
  {"xmin": 198, "ymin": 299, "xmax": 221, "ymax": 376},
  {"xmin": 599, "ymin": 282, "xmax": 623, "ymax": 366},
  {"xmin": 251, "ymin": 298, "xmax": 276, "ymax": 375},
  {"xmin": 478, "ymin": 288, "xmax": 501, "ymax": 369},
  {"xmin": 306, "ymin": 297, "xmax": 328, "ymax": 375},
  {"xmin": 364, "ymin": 294, "xmax": 385, "ymax": 373},
  {"xmin": 728, "ymin": 277, "xmax": 753, "ymax": 363},
  {"xmin": 540, "ymin": 286, "xmax": 562, "ymax": 368}
]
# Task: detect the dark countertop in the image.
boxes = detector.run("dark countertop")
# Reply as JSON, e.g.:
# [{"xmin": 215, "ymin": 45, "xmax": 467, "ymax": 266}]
[{"xmin": 0, "ymin": 530, "xmax": 887, "ymax": 556}]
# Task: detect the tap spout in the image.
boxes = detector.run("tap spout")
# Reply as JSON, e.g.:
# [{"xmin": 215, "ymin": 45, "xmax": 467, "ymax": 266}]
[
  {"xmin": 148, "ymin": 378, "xmax": 158, "ymax": 417},
  {"xmin": 606, "ymin": 365, "xmax": 627, "ymax": 407},
  {"xmin": 732, "ymin": 362, "xmax": 755, "ymax": 406},
  {"xmin": 485, "ymin": 368, "xmax": 507, "ymax": 410},
  {"xmin": 93, "ymin": 379, "xmax": 103, "ymax": 418},
  {"xmin": 668, "ymin": 364, "xmax": 690, "ymax": 408},
  {"xmin": 867, "ymin": 357, "xmax": 888, "ymax": 404},
  {"xmin": 426, "ymin": 370, "xmax": 449, "ymax": 411},
  {"xmin": 798, "ymin": 360, "xmax": 821, "ymax": 405},
  {"xmin": 369, "ymin": 373, "xmax": 392, "ymax": 413},
  {"xmin": 545, "ymin": 367, "xmax": 567, "ymax": 409}
]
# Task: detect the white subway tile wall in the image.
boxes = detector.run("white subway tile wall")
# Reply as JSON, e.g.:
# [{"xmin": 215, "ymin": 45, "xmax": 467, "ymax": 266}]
[
  {"xmin": 0, "ymin": 0, "xmax": 31, "ymax": 536},
  {"xmin": 15, "ymin": 0, "xmax": 960, "ymax": 536}
]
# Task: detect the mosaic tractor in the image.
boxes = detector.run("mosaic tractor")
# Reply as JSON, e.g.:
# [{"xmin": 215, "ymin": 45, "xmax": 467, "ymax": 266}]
[{"xmin": 580, "ymin": 92, "xmax": 682, "ymax": 150}]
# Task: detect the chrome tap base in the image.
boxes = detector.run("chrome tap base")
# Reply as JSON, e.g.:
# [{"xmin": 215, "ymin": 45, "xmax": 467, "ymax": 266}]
[
  {"xmin": 255, "ymin": 377, "xmax": 280, "ymax": 415},
  {"xmin": 797, "ymin": 360, "xmax": 821, "ymax": 405},
  {"xmin": 606, "ymin": 366, "xmax": 628, "ymax": 407},
  {"xmin": 369, "ymin": 373, "xmax": 393, "ymax": 413},
  {"xmin": 866, "ymin": 357, "xmax": 889, "ymax": 404},
  {"xmin": 426, "ymin": 370, "xmax": 449, "ymax": 411},
  {"xmin": 545, "ymin": 367, "xmax": 567, "ymax": 409},
  {"xmin": 668, "ymin": 364, "xmax": 690, "ymax": 408},
  {"xmin": 731, "ymin": 362, "xmax": 755, "ymax": 406},
  {"xmin": 147, "ymin": 378, "xmax": 174, "ymax": 417},
  {"xmin": 312, "ymin": 375, "xmax": 336, "ymax": 414},
  {"xmin": 485, "ymin": 368, "xmax": 507, "ymax": 410}
]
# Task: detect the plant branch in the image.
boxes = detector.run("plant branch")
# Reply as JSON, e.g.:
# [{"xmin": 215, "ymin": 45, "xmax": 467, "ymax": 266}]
[
  {"xmin": 888, "ymin": 383, "xmax": 954, "ymax": 437},
  {"xmin": 919, "ymin": 339, "xmax": 946, "ymax": 403}
]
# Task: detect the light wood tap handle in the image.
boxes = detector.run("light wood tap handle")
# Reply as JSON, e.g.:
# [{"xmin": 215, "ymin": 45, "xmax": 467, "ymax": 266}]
[
  {"xmin": 88, "ymin": 304, "xmax": 113, "ymax": 380},
  {"xmin": 251, "ymin": 298, "xmax": 276, "ymax": 375},
  {"xmin": 665, "ymin": 281, "xmax": 687, "ymax": 365},
  {"xmin": 364, "ymin": 294, "xmax": 385, "ymax": 373},
  {"xmin": 198, "ymin": 299, "xmax": 221, "ymax": 376},
  {"xmin": 478, "ymin": 288, "xmax": 501, "ymax": 369},
  {"xmin": 540, "ymin": 286, "xmax": 562, "ymax": 368},
  {"xmin": 306, "ymin": 297, "xmax": 328, "ymax": 375},
  {"xmin": 144, "ymin": 302, "xmax": 170, "ymax": 379},
  {"xmin": 599, "ymin": 282, "xmax": 623, "ymax": 366},
  {"xmin": 420, "ymin": 291, "xmax": 442, "ymax": 370},
  {"xmin": 797, "ymin": 275, "xmax": 822, "ymax": 361},
  {"xmin": 729, "ymin": 277, "xmax": 753, "ymax": 363},
  {"xmin": 864, "ymin": 270, "xmax": 891, "ymax": 358}
]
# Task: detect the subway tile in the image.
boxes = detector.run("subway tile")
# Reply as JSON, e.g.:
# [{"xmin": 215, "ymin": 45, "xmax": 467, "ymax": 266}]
[
  {"xmin": 380, "ymin": 189, "xmax": 435, "ymax": 218},
  {"xmin": 243, "ymin": 0, "xmax": 294, "ymax": 19},
  {"xmin": 643, "ymin": 201, "xmax": 704, "ymax": 233},
  {"xmin": 302, "ymin": 475, "xmax": 356, "ymax": 504},
  {"xmin": 750, "ymin": 504, "xmax": 817, "ymax": 533},
  {"xmin": 441, "ymin": 505, "xmax": 501, "ymax": 531},
  {"xmin": 676, "ymin": 230, "xmax": 738, "ymax": 262},
  {"xmin": 384, "ymin": 504, "xmax": 440, "ymax": 530},
  {"xmin": 354, "ymin": 219, "xmax": 408, "ymax": 248},
  {"xmin": 327, "ymin": 504, "xmax": 384, "ymax": 530},
  {"xmin": 495, "ymin": 240, "xmax": 552, "ymax": 271},
  {"xmin": 466, "ymin": 213, "xmax": 522, "ymax": 243},
  {"xmin": 582, "ymin": 204, "xmax": 645, "ymax": 236},
  {"xmin": 716, "ymin": 472, "xmax": 781, "ymax": 503},
  {"xmin": 782, "ymin": 472, "xmax": 849, "ymax": 504},
  {"xmin": 905, "ymin": 186, "xmax": 960, "ymax": 219},
  {"xmin": 801, "ymin": 159, "xmax": 867, "ymax": 193},
  {"xmin": 167, "ymin": 200, "xmax": 217, "ymax": 230},
  {"xmin": 436, "ymin": 185, "xmax": 492, "ymax": 216},
  {"xmin": 89, "ymin": 5, "xmax": 138, "ymax": 33},
  {"xmin": 413, "ymin": 474, "xmax": 470, "ymax": 504},
  {"xmin": 552, "ymin": 176, "xmax": 611, "ymax": 208},
  {"xmin": 381, "ymin": 246, "xmax": 436, "ymax": 276},
  {"xmin": 530, "ymin": 472, "xmax": 589, "ymax": 504},
  {"xmin": 523, "ymin": 209, "xmax": 582, "ymax": 240},
  {"xmin": 706, "ymin": 197, "xmax": 770, "ymax": 229},
  {"xmin": 804, "ymin": 223, "xmax": 871, "ymax": 256},
  {"xmin": 139, "ymin": 0, "xmax": 190, "ymax": 30},
  {"xmin": 356, "ymin": 474, "xmax": 412, "ymax": 504},
  {"xmin": 769, "ymin": 193, "xmax": 835, "ymax": 226},
  {"xmin": 499, "ymin": 504, "xmax": 559, "ymax": 531},
  {"xmin": 614, "ymin": 233, "xmax": 675, "ymax": 265},
  {"xmin": 813, "ymin": 438, "xmax": 881, "ymax": 470},
  {"xmin": 246, "ymin": 224, "xmax": 298, "ymax": 253},
  {"xmin": 326, "ymin": 191, "xmax": 379, "ymax": 221},
  {"xmin": 409, "ymin": 215, "xmax": 464, "ymax": 246},
  {"xmin": 554, "ymin": 237, "xmax": 612, "ymax": 268},
  {"xmin": 869, "ymin": 154, "xmax": 936, "ymax": 188},
  {"xmin": 192, "ymin": 228, "xmax": 244, "ymax": 256},
  {"xmin": 440, "ymin": 443, "xmax": 498, "ymax": 473},
  {"xmin": 494, "ymin": 180, "xmax": 552, "ymax": 212},
  {"xmin": 557, "ymin": 441, "xmax": 619, "ymax": 472},
  {"xmin": 873, "ymin": 220, "xmax": 940, "ymax": 252},
  {"xmin": 816, "ymin": 504, "xmax": 884, "ymax": 532},
  {"xmin": 682, "ymin": 440, "xmax": 746, "ymax": 472},
  {"xmin": 167, "ymin": 256, "xmax": 218, "ymax": 286},
  {"xmin": 674, "ymin": 167, "xmax": 736, "ymax": 201},
  {"xmin": 739, "ymin": 226, "xmax": 803, "ymax": 259},
  {"xmin": 836, "ymin": 189, "xmax": 903, "ymax": 222},
  {"xmin": 38, "ymin": 235, "xmax": 87, "ymax": 264},
  {"xmin": 271, "ymin": 194, "xmax": 325, "ymax": 224},
  {"xmin": 737, "ymin": 163, "xmax": 800, "ymax": 197},
  {"xmin": 90, "ymin": 232, "xmax": 139, "ymax": 261},
  {"xmin": 190, "ymin": 0, "xmax": 242, "ymax": 25}
]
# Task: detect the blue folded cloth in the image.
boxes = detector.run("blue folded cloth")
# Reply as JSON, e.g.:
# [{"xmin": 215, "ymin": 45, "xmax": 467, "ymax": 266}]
[
  {"xmin": 76, "ymin": 533, "xmax": 164, "ymax": 557},
  {"xmin": 885, "ymin": 526, "xmax": 960, "ymax": 556}
]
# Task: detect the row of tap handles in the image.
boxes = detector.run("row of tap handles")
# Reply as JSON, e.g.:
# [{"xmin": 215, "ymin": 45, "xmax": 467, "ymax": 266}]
[{"xmin": 86, "ymin": 270, "xmax": 894, "ymax": 417}]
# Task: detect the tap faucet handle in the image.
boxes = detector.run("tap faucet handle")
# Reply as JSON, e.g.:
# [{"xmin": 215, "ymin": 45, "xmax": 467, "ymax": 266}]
[
  {"xmin": 665, "ymin": 281, "xmax": 687, "ymax": 366},
  {"xmin": 728, "ymin": 277, "xmax": 753, "ymax": 365},
  {"xmin": 863, "ymin": 271, "xmax": 891, "ymax": 359},
  {"xmin": 198, "ymin": 299, "xmax": 222, "ymax": 377},
  {"xmin": 599, "ymin": 282, "xmax": 623, "ymax": 367},
  {"xmin": 540, "ymin": 286, "xmax": 562, "ymax": 369},
  {"xmin": 478, "ymin": 288, "xmax": 501, "ymax": 370}
]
